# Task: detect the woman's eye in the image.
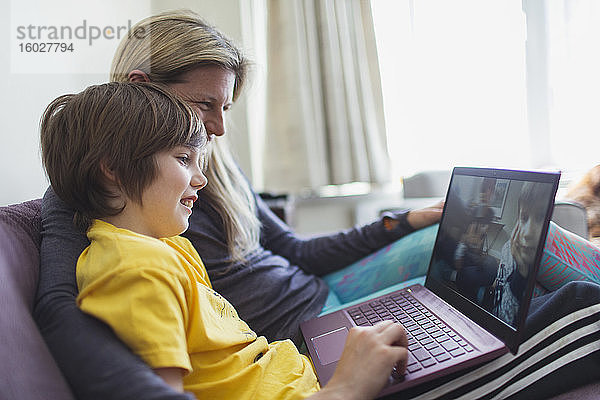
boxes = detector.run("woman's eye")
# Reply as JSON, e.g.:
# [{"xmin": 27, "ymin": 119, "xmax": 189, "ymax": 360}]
[{"xmin": 195, "ymin": 102, "xmax": 211, "ymax": 110}]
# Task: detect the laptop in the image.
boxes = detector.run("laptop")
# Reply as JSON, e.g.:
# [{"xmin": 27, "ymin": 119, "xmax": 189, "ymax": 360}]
[{"xmin": 300, "ymin": 167, "xmax": 560, "ymax": 397}]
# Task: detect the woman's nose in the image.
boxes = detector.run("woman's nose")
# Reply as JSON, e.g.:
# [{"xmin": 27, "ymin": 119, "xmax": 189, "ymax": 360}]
[{"xmin": 204, "ymin": 111, "xmax": 226, "ymax": 137}]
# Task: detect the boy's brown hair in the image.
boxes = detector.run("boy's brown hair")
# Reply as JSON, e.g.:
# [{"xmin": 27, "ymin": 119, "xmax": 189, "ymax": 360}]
[{"xmin": 40, "ymin": 82, "xmax": 206, "ymax": 228}]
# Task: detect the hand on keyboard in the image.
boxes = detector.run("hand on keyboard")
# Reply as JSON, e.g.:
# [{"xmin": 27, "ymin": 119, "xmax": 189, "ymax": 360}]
[
  {"xmin": 348, "ymin": 291, "xmax": 474, "ymax": 380},
  {"xmin": 316, "ymin": 321, "xmax": 408, "ymax": 400}
]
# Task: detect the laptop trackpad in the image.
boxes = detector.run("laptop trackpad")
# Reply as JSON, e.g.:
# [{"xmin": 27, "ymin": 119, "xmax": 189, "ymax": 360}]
[{"xmin": 311, "ymin": 327, "xmax": 348, "ymax": 365}]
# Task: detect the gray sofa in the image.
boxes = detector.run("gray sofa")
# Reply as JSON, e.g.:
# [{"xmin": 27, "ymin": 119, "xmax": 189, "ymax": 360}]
[{"xmin": 0, "ymin": 199, "xmax": 598, "ymax": 399}]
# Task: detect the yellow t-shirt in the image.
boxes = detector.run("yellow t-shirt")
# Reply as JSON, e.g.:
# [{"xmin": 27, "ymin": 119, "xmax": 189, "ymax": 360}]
[{"xmin": 76, "ymin": 220, "xmax": 319, "ymax": 399}]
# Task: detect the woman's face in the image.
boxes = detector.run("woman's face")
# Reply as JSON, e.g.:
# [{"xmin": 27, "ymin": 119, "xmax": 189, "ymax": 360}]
[{"xmin": 167, "ymin": 65, "xmax": 236, "ymax": 141}]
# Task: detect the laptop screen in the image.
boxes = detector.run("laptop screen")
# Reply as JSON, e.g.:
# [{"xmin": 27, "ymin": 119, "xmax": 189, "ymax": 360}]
[{"xmin": 426, "ymin": 168, "xmax": 559, "ymax": 351}]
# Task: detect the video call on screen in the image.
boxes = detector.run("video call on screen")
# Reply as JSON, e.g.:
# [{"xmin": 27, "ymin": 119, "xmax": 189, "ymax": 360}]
[{"xmin": 429, "ymin": 175, "xmax": 554, "ymax": 328}]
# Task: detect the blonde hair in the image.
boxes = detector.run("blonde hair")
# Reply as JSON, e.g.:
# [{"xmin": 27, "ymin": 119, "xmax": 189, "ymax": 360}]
[{"xmin": 110, "ymin": 10, "xmax": 260, "ymax": 262}]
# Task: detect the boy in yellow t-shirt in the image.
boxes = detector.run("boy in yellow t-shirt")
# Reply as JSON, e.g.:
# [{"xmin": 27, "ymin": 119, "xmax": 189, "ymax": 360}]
[{"xmin": 40, "ymin": 82, "xmax": 408, "ymax": 400}]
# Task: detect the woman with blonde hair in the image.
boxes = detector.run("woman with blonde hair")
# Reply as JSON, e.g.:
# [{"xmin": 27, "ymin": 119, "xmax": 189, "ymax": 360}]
[
  {"xmin": 35, "ymin": 9, "xmax": 600, "ymax": 400},
  {"xmin": 110, "ymin": 10, "xmax": 259, "ymax": 265}
]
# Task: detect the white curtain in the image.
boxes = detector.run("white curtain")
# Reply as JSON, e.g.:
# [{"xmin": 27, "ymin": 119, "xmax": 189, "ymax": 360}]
[{"xmin": 263, "ymin": 0, "xmax": 389, "ymax": 193}]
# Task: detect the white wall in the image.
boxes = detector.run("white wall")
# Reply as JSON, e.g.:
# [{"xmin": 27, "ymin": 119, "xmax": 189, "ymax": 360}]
[
  {"xmin": 0, "ymin": 0, "xmax": 260, "ymax": 206},
  {"xmin": 291, "ymin": 190, "xmax": 405, "ymax": 235},
  {"xmin": 1, "ymin": 1, "xmax": 152, "ymax": 205}
]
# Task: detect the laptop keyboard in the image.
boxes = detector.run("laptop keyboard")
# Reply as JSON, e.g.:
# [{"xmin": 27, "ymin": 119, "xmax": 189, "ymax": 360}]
[{"xmin": 347, "ymin": 290, "xmax": 475, "ymax": 377}]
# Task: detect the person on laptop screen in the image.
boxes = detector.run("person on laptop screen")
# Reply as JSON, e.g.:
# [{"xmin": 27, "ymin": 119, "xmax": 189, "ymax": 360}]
[
  {"xmin": 432, "ymin": 177, "xmax": 553, "ymax": 329},
  {"xmin": 491, "ymin": 182, "xmax": 552, "ymax": 326}
]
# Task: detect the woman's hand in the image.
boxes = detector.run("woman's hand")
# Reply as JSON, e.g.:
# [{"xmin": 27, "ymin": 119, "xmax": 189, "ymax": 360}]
[
  {"xmin": 310, "ymin": 321, "xmax": 408, "ymax": 400},
  {"xmin": 407, "ymin": 201, "xmax": 444, "ymax": 230}
]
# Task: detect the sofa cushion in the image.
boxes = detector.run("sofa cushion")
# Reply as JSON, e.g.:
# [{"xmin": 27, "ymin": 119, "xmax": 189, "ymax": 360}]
[
  {"xmin": 537, "ymin": 221, "xmax": 600, "ymax": 291},
  {"xmin": 0, "ymin": 199, "xmax": 74, "ymax": 400}
]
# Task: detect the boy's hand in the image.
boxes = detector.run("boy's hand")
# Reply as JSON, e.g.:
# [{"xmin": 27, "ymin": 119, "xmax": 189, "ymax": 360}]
[
  {"xmin": 315, "ymin": 321, "xmax": 408, "ymax": 400},
  {"xmin": 407, "ymin": 200, "xmax": 444, "ymax": 230}
]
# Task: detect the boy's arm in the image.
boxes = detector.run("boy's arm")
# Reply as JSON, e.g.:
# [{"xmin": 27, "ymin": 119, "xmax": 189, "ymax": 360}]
[
  {"xmin": 308, "ymin": 321, "xmax": 408, "ymax": 400},
  {"xmin": 154, "ymin": 368, "xmax": 185, "ymax": 393},
  {"xmin": 34, "ymin": 187, "xmax": 193, "ymax": 400}
]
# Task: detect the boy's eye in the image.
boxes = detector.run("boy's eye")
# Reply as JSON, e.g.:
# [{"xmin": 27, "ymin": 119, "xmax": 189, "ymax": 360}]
[{"xmin": 177, "ymin": 156, "xmax": 190, "ymax": 166}]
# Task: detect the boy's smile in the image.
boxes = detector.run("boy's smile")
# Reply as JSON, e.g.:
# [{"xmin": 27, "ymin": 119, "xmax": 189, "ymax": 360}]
[
  {"xmin": 104, "ymin": 145, "xmax": 207, "ymax": 238},
  {"xmin": 180, "ymin": 198, "xmax": 196, "ymax": 210}
]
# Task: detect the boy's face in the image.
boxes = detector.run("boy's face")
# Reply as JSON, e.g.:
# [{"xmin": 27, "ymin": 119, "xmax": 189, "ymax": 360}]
[
  {"xmin": 124, "ymin": 145, "xmax": 207, "ymax": 238},
  {"xmin": 510, "ymin": 205, "xmax": 545, "ymax": 268}
]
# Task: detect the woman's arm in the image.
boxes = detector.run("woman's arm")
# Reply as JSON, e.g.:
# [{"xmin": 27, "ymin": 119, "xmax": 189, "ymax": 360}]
[
  {"xmin": 34, "ymin": 187, "xmax": 193, "ymax": 400},
  {"xmin": 259, "ymin": 193, "xmax": 442, "ymax": 276}
]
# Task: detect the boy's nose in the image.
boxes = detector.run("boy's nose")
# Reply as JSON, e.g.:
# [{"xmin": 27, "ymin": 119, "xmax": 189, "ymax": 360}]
[{"xmin": 192, "ymin": 169, "xmax": 208, "ymax": 190}]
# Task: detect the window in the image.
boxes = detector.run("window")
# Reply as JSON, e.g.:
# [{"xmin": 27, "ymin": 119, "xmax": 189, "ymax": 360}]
[
  {"xmin": 546, "ymin": 0, "xmax": 600, "ymax": 175},
  {"xmin": 372, "ymin": 0, "xmax": 600, "ymax": 181}
]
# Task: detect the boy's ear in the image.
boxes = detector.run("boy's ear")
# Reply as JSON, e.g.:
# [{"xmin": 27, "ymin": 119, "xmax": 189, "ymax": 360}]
[
  {"xmin": 99, "ymin": 162, "xmax": 127, "ymax": 211},
  {"xmin": 100, "ymin": 161, "xmax": 118, "ymax": 185},
  {"xmin": 128, "ymin": 70, "xmax": 151, "ymax": 83}
]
